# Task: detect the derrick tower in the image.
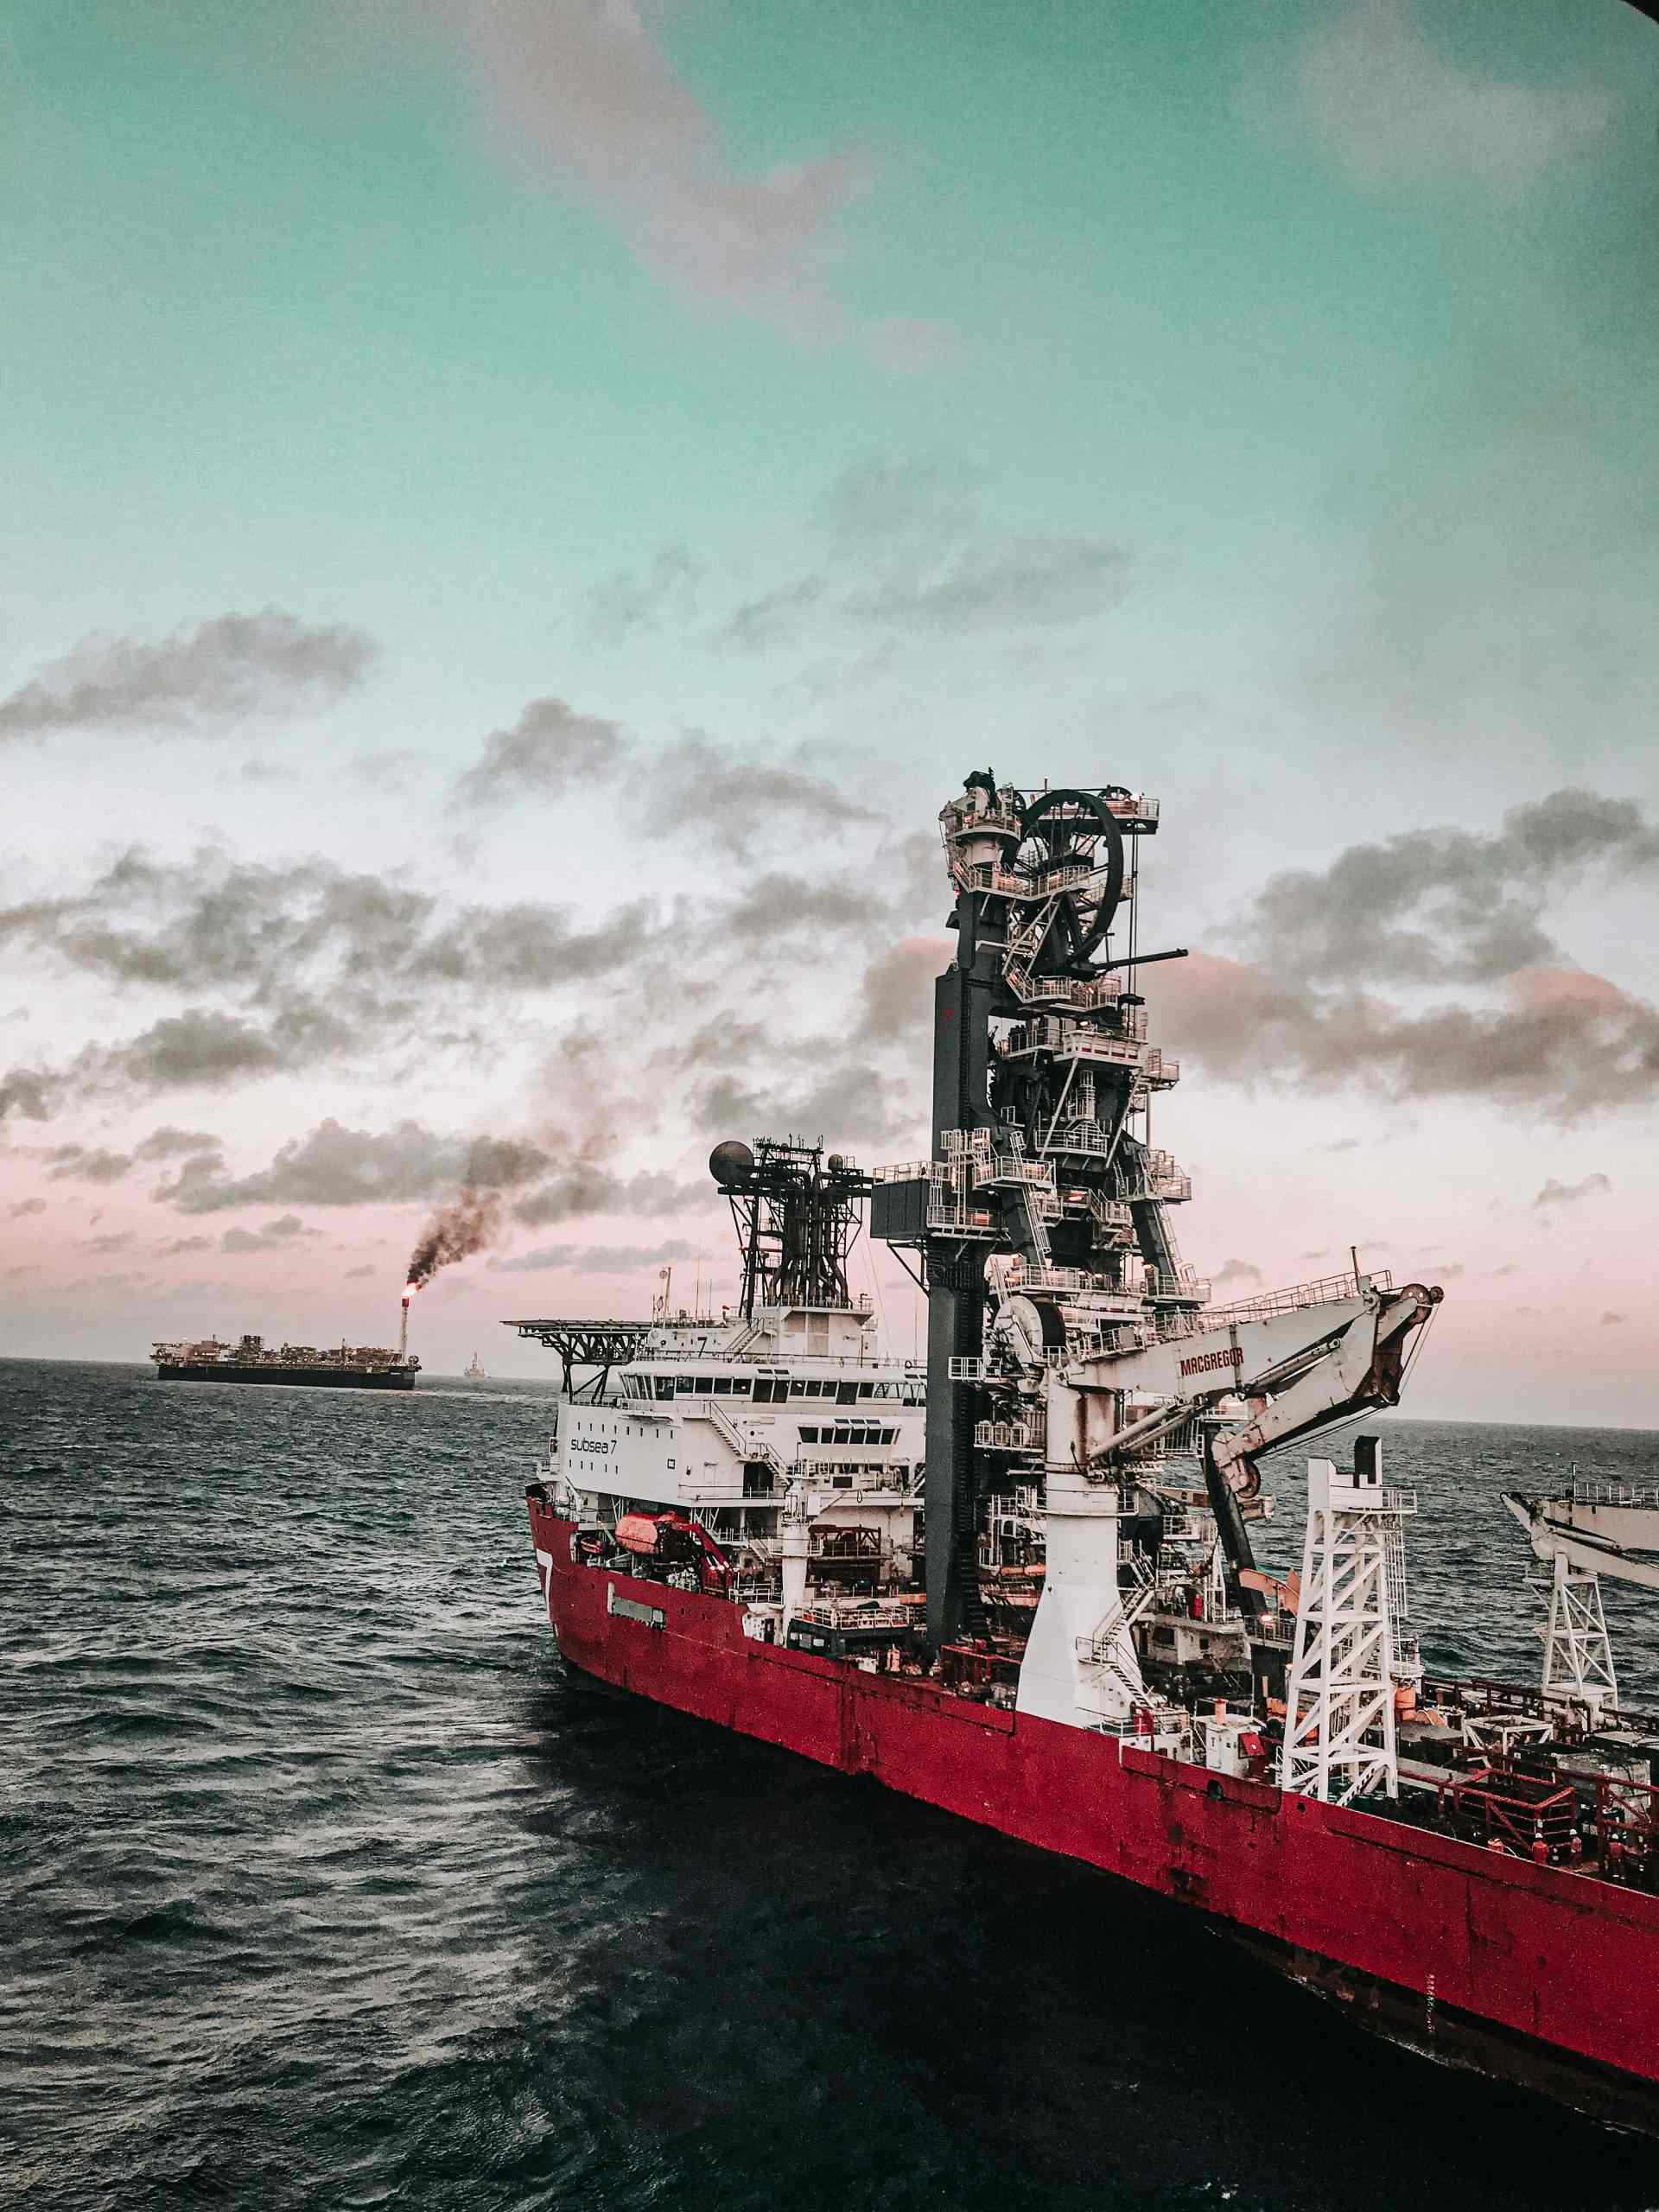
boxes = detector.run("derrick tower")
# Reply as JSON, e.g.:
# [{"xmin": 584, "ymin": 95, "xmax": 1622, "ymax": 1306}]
[
  {"xmin": 874, "ymin": 773, "xmax": 1200, "ymax": 1650},
  {"xmin": 711, "ymin": 1137, "xmax": 874, "ymax": 1319}
]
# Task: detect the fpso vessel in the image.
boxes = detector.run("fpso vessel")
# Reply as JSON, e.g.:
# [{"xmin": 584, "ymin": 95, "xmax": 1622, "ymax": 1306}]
[
  {"xmin": 521, "ymin": 774, "xmax": 1659, "ymax": 2135},
  {"xmin": 153, "ymin": 1332, "xmax": 419, "ymax": 1389}
]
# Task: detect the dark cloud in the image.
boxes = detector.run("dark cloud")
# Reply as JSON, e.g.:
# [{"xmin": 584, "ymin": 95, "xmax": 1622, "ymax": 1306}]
[
  {"xmin": 1249, "ymin": 790, "xmax": 1659, "ymax": 987},
  {"xmin": 490, "ymin": 1243, "xmax": 577, "ymax": 1274},
  {"xmin": 511, "ymin": 1166, "xmax": 704, "ymax": 1228},
  {"xmin": 1213, "ymin": 1258, "xmax": 1264, "ymax": 1287},
  {"xmin": 156, "ymin": 1235, "xmax": 212, "ymax": 1257},
  {"xmin": 0, "ymin": 1069, "xmax": 63, "ymax": 1122},
  {"xmin": 85, "ymin": 1230, "xmax": 134, "ymax": 1255},
  {"xmin": 816, "ymin": 456, "xmax": 986, "ymax": 555},
  {"xmin": 115, "ymin": 1007, "xmax": 354, "ymax": 1090},
  {"xmin": 1601, "ymin": 1310, "xmax": 1626, "ymax": 1326},
  {"xmin": 45, "ymin": 1145, "xmax": 133, "ymax": 1184},
  {"xmin": 0, "ymin": 609, "xmax": 374, "ymax": 741},
  {"xmin": 134, "ymin": 1126, "xmax": 222, "ymax": 1162},
  {"xmin": 851, "ymin": 936, "xmax": 950, "ymax": 1046},
  {"xmin": 161, "ymin": 1118, "xmax": 552, "ymax": 1215},
  {"xmin": 220, "ymin": 1215, "xmax": 317, "ymax": 1255},
  {"xmin": 453, "ymin": 696, "xmax": 632, "ymax": 809},
  {"xmin": 843, "ymin": 536, "xmax": 1130, "ymax": 633},
  {"xmin": 1535, "ymin": 1173, "xmax": 1611, "ymax": 1208},
  {"xmin": 493, "ymin": 1236, "xmax": 698, "ymax": 1275},
  {"xmin": 652, "ymin": 735, "xmax": 877, "ymax": 860},
  {"xmin": 715, "ymin": 576, "xmax": 827, "ymax": 653},
  {"xmin": 585, "ymin": 544, "xmax": 702, "ymax": 643},
  {"xmin": 1154, "ymin": 952, "xmax": 1659, "ymax": 1124},
  {"xmin": 345, "ymin": 1262, "xmax": 375, "ymax": 1279},
  {"xmin": 10, "ymin": 1197, "xmax": 47, "ymax": 1218},
  {"xmin": 0, "ymin": 848, "xmax": 674, "ymax": 1115}
]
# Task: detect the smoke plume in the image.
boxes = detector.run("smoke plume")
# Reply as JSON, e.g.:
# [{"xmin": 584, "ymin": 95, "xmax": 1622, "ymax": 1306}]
[{"xmin": 405, "ymin": 1186, "xmax": 504, "ymax": 1289}]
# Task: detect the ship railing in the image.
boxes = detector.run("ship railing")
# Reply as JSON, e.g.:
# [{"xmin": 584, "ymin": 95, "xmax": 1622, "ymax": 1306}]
[
  {"xmin": 1002, "ymin": 1019, "xmax": 1144, "ymax": 1066},
  {"xmin": 1199, "ymin": 1268, "xmax": 1393, "ymax": 1329},
  {"xmin": 1146, "ymin": 1268, "xmax": 1210, "ymax": 1304},
  {"xmin": 1568, "ymin": 1477, "xmax": 1659, "ymax": 1510},
  {"xmin": 926, "ymin": 1202, "xmax": 1000, "ymax": 1236},
  {"xmin": 981, "ymin": 1157, "xmax": 1054, "ymax": 1189},
  {"xmin": 974, "ymin": 1420, "xmax": 1045, "ymax": 1453},
  {"xmin": 941, "ymin": 799, "xmax": 1024, "ymax": 842},
  {"xmin": 1040, "ymin": 1122, "xmax": 1115, "ymax": 1157}
]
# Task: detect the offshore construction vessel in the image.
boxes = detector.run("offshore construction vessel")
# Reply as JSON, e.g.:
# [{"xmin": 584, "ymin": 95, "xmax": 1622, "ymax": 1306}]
[
  {"xmin": 521, "ymin": 773, "xmax": 1659, "ymax": 2133},
  {"xmin": 152, "ymin": 1332, "xmax": 419, "ymax": 1389}
]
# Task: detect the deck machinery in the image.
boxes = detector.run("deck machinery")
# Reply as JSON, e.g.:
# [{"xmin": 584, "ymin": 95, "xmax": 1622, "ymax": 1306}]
[{"xmin": 873, "ymin": 777, "xmax": 1439, "ymax": 1700}]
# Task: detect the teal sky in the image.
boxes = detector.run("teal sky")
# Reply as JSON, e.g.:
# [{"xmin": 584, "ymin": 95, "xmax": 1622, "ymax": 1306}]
[{"xmin": 3, "ymin": 0, "xmax": 1658, "ymax": 1421}]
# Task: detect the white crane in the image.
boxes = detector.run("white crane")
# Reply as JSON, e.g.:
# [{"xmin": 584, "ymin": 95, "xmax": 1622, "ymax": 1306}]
[{"xmin": 1503, "ymin": 1481, "xmax": 1659, "ymax": 1723}]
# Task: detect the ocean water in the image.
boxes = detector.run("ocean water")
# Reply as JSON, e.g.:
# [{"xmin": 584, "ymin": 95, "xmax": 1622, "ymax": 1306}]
[{"xmin": 5, "ymin": 1357, "xmax": 1659, "ymax": 2212}]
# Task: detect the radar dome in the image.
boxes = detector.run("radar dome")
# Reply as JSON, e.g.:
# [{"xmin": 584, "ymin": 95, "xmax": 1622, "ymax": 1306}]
[{"xmin": 709, "ymin": 1139, "xmax": 755, "ymax": 1186}]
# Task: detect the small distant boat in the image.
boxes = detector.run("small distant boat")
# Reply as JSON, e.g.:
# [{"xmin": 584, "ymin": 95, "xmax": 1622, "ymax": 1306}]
[{"xmin": 465, "ymin": 1351, "xmax": 486, "ymax": 1379}]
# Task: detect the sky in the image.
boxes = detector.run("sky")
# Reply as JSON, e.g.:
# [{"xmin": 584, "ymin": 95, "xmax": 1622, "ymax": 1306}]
[{"xmin": 3, "ymin": 0, "xmax": 1658, "ymax": 1422}]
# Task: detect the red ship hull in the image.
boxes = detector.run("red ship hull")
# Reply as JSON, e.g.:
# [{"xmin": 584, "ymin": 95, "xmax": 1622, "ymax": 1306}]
[{"xmin": 531, "ymin": 1501, "xmax": 1659, "ymax": 2133}]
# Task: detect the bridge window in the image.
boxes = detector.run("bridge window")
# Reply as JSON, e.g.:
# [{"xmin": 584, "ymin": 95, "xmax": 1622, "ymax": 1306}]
[
  {"xmin": 656, "ymin": 1377, "xmax": 674, "ymax": 1400},
  {"xmin": 713, "ymin": 1376, "xmax": 734, "ymax": 1394},
  {"xmin": 696, "ymin": 1376, "xmax": 715, "ymax": 1394},
  {"xmin": 675, "ymin": 1376, "xmax": 695, "ymax": 1394},
  {"xmin": 836, "ymin": 1381, "xmax": 860, "ymax": 1406}
]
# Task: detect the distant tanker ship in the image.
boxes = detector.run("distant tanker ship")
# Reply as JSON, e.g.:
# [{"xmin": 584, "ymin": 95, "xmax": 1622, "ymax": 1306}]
[{"xmin": 152, "ymin": 1331, "xmax": 419, "ymax": 1390}]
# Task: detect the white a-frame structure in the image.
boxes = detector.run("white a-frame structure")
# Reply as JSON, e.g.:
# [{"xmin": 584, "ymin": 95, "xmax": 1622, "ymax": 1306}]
[
  {"xmin": 1540, "ymin": 1550, "xmax": 1618, "ymax": 1721},
  {"xmin": 1281, "ymin": 1442, "xmax": 1414, "ymax": 1806}
]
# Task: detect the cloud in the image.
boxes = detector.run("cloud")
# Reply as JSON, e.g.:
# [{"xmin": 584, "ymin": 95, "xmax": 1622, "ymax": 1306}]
[
  {"xmin": 511, "ymin": 1165, "xmax": 704, "ymax": 1228},
  {"xmin": 490, "ymin": 1243, "xmax": 577, "ymax": 1274},
  {"xmin": 0, "ymin": 845, "xmax": 674, "ymax": 1113},
  {"xmin": 715, "ymin": 576, "xmax": 828, "ymax": 653},
  {"xmin": 219, "ymin": 1214, "xmax": 318, "ymax": 1255},
  {"xmin": 0, "ymin": 1069, "xmax": 62, "ymax": 1122},
  {"xmin": 110, "ymin": 1007, "xmax": 353, "ymax": 1093},
  {"xmin": 492, "ymin": 1236, "xmax": 698, "ymax": 1274},
  {"xmin": 1534, "ymin": 1173, "xmax": 1611, "ymax": 1208},
  {"xmin": 156, "ymin": 1235, "xmax": 212, "ymax": 1257},
  {"xmin": 0, "ymin": 609, "xmax": 375, "ymax": 741},
  {"xmin": 1249, "ymin": 791, "xmax": 1659, "ymax": 988},
  {"xmin": 1290, "ymin": 0, "xmax": 1615, "ymax": 199},
  {"xmin": 1600, "ymin": 1311, "xmax": 1626, "ymax": 1326},
  {"xmin": 585, "ymin": 543, "xmax": 702, "ymax": 642},
  {"xmin": 715, "ymin": 459, "xmax": 1132, "ymax": 652},
  {"xmin": 453, "ymin": 696, "xmax": 632, "ymax": 808},
  {"xmin": 9, "ymin": 1197, "xmax": 47, "ymax": 1217},
  {"xmin": 447, "ymin": 0, "xmax": 868, "ymax": 333},
  {"xmin": 1154, "ymin": 952, "xmax": 1659, "ymax": 1124},
  {"xmin": 162, "ymin": 1118, "xmax": 552, "ymax": 1215},
  {"xmin": 1213, "ymin": 1258, "xmax": 1264, "ymax": 1288},
  {"xmin": 134, "ymin": 1126, "xmax": 222, "ymax": 1162},
  {"xmin": 85, "ymin": 1230, "xmax": 134, "ymax": 1255},
  {"xmin": 44, "ymin": 1145, "xmax": 133, "ymax": 1184},
  {"xmin": 851, "ymin": 936, "xmax": 949, "ymax": 1046},
  {"xmin": 843, "ymin": 536, "xmax": 1131, "ymax": 633},
  {"xmin": 345, "ymin": 1262, "xmax": 376, "ymax": 1279},
  {"xmin": 651, "ymin": 735, "xmax": 878, "ymax": 859},
  {"xmin": 817, "ymin": 456, "xmax": 986, "ymax": 556}
]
